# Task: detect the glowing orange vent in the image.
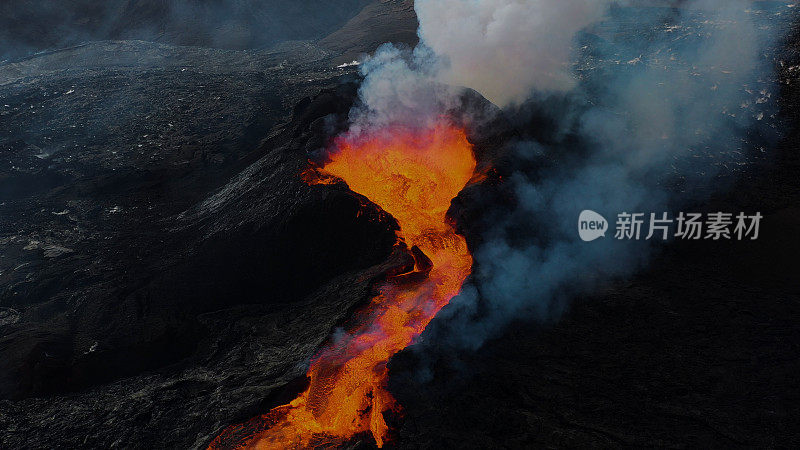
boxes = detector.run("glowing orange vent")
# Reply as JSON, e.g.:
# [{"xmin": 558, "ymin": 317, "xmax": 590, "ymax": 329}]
[{"xmin": 210, "ymin": 121, "xmax": 476, "ymax": 449}]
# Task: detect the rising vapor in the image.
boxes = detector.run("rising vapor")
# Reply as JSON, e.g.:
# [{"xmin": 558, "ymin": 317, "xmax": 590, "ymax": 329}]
[
  {"xmin": 415, "ymin": 0, "xmax": 610, "ymax": 106},
  {"xmin": 422, "ymin": 0, "xmax": 778, "ymax": 348},
  {"xmin": 352, "ymin": 0, "xmax": 786, "ymax": 354}
]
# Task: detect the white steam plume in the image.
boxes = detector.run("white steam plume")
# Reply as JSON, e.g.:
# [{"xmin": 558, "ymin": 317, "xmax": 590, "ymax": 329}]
[
  {"xmin": 415, "ymin": 0, "xmax": 610, "ymax": 106},
  {"xmin": 344, "ymin": 0, "xmax": 788, "ymax": 361},
  {"xmin": 421, "ymin": 0, "xmax": 786, "ymax": 354}
]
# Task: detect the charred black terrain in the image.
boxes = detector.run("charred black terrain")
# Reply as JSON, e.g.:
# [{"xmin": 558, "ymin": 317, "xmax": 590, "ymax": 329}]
[
  {"xmin": 1, "ymin": 1, "xmax": 799, "ymax": 449},
  {"xmin": 0, "ymin": 5, "xmax": 418, "ymax": 444}
]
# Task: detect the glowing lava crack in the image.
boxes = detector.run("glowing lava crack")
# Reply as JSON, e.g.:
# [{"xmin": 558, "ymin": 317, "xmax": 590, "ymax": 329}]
[{"xmin": 210, "ymin": 122, "xmax": 477, "ymax": 449}]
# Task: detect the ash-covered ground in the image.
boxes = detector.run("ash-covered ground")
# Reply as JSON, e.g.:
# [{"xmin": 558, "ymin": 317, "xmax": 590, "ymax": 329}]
[{"xmin": 1, "ymin": 1, "xmax": 799, "ymax": 448}]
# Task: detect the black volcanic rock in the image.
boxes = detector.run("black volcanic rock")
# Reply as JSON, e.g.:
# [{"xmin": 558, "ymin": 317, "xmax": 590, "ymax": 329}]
[
  {"xmin": 1, "ymin": 3, "xmax": 799, "ymax": 450},
  {"xmin": 0, "ymin": 38, "xmax": 412, "ymax": 447},
  {"xmin": 0, "ymin": 39, "xmax": 399, "ymax": 395},
  {"xmin": 0, "ymin": 1, "xmax": 422, "ymax": 444}
]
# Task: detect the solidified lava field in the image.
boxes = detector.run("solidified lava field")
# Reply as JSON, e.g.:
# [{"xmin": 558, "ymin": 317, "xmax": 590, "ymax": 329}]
[{"xmin": 1, "ymin": 1, "xmax": 799, "ymax": 448}]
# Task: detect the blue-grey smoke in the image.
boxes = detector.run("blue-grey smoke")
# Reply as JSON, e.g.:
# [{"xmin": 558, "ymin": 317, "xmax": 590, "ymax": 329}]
[
  {"xmin": 427, "ymin": 0, "xmax": 790, "ymax": 354},
  {"xmin": 351, "ymin": 0, "xmax": 791, "ymax": 361}
]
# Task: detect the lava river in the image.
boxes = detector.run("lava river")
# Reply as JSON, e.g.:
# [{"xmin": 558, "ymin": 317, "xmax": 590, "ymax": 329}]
[{"xmin": 210, "ymin": 121, "xmax": 477, "ymax": 448}]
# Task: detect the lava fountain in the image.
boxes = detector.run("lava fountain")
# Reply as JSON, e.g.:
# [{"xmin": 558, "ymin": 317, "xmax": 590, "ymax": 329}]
[{"xmin": 209, "ymin": 121, "xmax": 477, "ymax": 448}]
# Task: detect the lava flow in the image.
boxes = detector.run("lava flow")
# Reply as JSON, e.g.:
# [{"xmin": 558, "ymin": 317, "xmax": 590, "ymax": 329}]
[{"xmin": 210, "ymin": 121, "xmax": 477, "ymax": 449}]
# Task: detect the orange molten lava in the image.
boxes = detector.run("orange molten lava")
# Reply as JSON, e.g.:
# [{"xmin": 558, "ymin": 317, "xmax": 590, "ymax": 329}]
[{"xmin": 210, "ymin": 122, "xmax": 476, "ymax": 449}]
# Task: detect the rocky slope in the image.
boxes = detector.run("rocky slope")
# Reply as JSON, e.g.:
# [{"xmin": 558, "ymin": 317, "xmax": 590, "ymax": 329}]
[
  {"xmin": 0, "ymin": 44, "xmax": 402, "ymax": 447},
  {"xmin": 0, "ymin": 1, "xmax": 798, "ymax": 449}
]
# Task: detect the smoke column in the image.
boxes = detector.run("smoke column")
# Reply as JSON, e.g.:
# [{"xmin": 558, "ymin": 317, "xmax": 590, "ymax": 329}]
[
  {"xmin": 347, "ymin": 0, "xmax": 788, "ymax": 354},
  {"xmin": 415, "ymin": 0, "xmax": 610, "ymax": 106},
  {"xmin": 429, "ymin": 0, "xmax": 784, "ymax": 352}
]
